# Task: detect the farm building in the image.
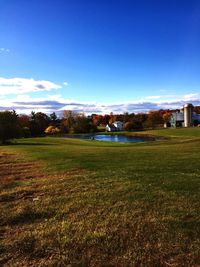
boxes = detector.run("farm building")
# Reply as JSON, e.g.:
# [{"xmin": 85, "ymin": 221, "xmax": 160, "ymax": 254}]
[
  {"xmin": 105, "ymin": 121, "xmax": 124, "ymax": 132},
  {"xmin": 170, "ymin": 103, "xmax": 200, "ymax": 127}
]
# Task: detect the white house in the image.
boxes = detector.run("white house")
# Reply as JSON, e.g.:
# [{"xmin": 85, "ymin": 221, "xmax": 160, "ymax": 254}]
[
  {"xmin": 105, "ymin": 121, "xmax": 124, "ymax": 132},
  {"xmin": 105, "ymin": 124, "xmax": 116, "ymax": 132}
]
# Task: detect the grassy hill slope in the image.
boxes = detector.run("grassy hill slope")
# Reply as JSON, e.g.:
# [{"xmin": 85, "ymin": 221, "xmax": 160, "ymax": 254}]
[{"xmin": 1, "ymin": 128, "xmax": 200, "ymax": 266}]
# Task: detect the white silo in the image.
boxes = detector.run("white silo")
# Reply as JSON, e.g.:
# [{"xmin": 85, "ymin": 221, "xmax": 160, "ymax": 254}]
[{"xmin": 183, "ymin": 103, "xmax": 193, "ymax": 127}]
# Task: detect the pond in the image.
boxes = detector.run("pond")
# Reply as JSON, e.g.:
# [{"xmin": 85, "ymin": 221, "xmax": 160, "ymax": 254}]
[{"xmin": 66, "ymin": 134, "xmax": 156, "ymax": 143}]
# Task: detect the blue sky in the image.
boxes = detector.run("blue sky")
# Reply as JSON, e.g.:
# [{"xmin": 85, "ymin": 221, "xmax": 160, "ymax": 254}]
[{"xmin": 0, "ymin": 0, "xmax": 200, "ymax": 114}]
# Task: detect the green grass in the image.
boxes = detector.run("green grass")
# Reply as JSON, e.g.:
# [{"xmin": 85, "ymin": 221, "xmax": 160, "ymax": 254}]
[
  {"xmin": 1, "ymin": 128, "xmax": 200, "ymax": 266},
  {"xmin": 134, "ymin": 127, "xmax": 200, "ymax": 138}
]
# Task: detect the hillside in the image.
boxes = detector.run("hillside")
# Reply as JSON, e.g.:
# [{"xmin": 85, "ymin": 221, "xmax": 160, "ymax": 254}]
[{"xmin": 1, "ymin": 128, "xmax": 200, "ymax": 266}]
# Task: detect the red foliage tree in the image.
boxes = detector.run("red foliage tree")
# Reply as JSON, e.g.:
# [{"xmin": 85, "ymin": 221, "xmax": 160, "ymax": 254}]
[
  {"xmin": 102, "ymin": 115, "xmax": 111, "ymax": 126},
  {"xmin": 18, "ymin": 115, "xmax": 30, "ymax": 128}
]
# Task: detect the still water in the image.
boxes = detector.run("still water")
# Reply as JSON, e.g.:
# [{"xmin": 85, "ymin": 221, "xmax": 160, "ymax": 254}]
[{"xmin": 67, "ymin": 134, "xmax": 155, "ymax": 143}]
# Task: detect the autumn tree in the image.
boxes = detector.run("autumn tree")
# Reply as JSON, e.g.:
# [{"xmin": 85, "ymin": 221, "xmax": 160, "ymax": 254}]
[
  {"xmin": 194, "ymin": 106, "xmax": 200, "ymax": 114},
  {"xmin": 18, "ymin": 114, "xmax": 31, "ymax": 137},
  {"xmin": 60, "ymin": 110, "xmax": 76, "ymax": 133},
  {"xmin": 124, "ymin": 121, "xmax": 134, "ymax": 131},
  {"xmin": 145, "ymin": 110, "xmax": 164, "ymax": 128},
  {"xmin": 92, "ymin": 114, "xmax": 103, "ymax": 126},
  {"xmin": 60, "ymin": 119, "xmax": 70, "ymax": 133},
  {"xmin": 18, "ymin": 114, "xmax": 30, "ymax": 128},
  {"xmin": 45, "ymin": 125, "xmax": 60, "ymax": 135},
  {"xmin": 109, "ymin": 113, "xmax": 117, "ymax": 124},
  {"xmin": 162, "ymin": 111, "xmax": 171, "ymax": 123},
  {"xmin": 102, "ymin": 115, "xmax": 111, "ymax": 126},
  {"xmin": 62, "ymin": 110, "xmax": 76, "ymax": 128},
  {"xmin": 73, "ymin": 115, "xmax": 97, "ymax": 133},
  {"xmin": 123, "ymin": 112, "xmax": 131, "ymax": 123},
  {"xmin": 126, "ymin": 113, "xmax": 148, "ymax": 130}
]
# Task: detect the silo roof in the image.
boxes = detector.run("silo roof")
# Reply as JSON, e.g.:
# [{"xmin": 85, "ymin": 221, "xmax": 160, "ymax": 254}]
[{"xmin": 184, "ymin": 103, "xmax": 193, "ymax": 108}]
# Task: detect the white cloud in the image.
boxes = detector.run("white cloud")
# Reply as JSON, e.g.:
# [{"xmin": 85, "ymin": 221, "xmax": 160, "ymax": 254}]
[
  {"xmin": 0, "ymin": 92, "xmax": 200, "ymax": 115},
  {"xmin": 63, "ymin": 82, "xmax": 68, "ymax": 86},
  {"xmin": 0, "ymin": 77, "xmax": 61, "ymax": 95},
  {"xmin": 0, "ymin": 48, "xmax": 10, "ymax": 53},
  {"xmin": 0, "ymin": 82, "xmax": 199, "ymax": 115}
]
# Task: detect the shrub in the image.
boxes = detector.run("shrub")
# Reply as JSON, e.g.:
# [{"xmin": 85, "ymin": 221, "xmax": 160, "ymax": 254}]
[{"xmin": 45, "ymin": 126, "xmax": 61, "ymax": 135}]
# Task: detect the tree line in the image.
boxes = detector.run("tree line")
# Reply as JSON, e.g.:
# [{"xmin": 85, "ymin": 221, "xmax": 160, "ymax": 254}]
[
  {"xmin": 92, "ymin": 110, "xmax": 171, "ymax": 130},
  {"xmin": 0, "ymin": 107, "xmax": 199, "ymax": 144},
  {"xmin": 0, "ymin": 110, "xmax": 97, "ymax": 144}
]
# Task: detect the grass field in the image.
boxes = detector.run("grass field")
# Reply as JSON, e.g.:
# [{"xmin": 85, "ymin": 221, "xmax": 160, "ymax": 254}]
[{"xmin": 1, "ymin": 128, "xmax": 200, "ymax": 266}]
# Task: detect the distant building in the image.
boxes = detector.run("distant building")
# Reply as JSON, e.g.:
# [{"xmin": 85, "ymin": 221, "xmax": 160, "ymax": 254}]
[
  {"xmin": 105, "ymin": 121, "xmax": 124, "ymax": 132},
  {"xmin": 169, "ymin": 103, "xmax": 200, "ymax": 127},
  {"xmin": 113, "ymin": 121, "xmax": 124, "ymax": 131},
  {"xmin": 105, "ymin": 124, "xmax": 117, "ymax": 132},
  {"xmin": 170, "ymin": 112, "xmax": 184, "ymax": 127}
]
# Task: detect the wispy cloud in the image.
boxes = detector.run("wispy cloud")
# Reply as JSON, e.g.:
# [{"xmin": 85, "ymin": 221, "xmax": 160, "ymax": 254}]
[
  {"xmin": 183, "ymin": 93, "xmax": 199, "ymax": 101},
  {"xmin": 0, "ymin": 48, "xmax": 10, "ymax": 53},
  {"xmin": 0, "ymin": 77, "xmax": 61, "ymax": 95},
  {"xmin": 0, "ymin": 77, "xmax": 199, "ymax": 114},
  {"xmin": 1, "ymin": 94, "xmax": 200, "ymax": 115},
  {"xmin": 145, "ymin": 95, "xmax": 161, "ymax": 100}
]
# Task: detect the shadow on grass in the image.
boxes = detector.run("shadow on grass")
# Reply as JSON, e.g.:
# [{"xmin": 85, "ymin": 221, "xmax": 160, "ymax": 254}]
[
  {"xmin": 9, "ymin": 141, "xmax": 56, "ymax": 146},
  {"xmin": 168, "ymin": 219, "xmax": 200, "ymax": 236},
  {"xmin": 6, "ymin": 207, "xmax": 53, "ymax": 226}
]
